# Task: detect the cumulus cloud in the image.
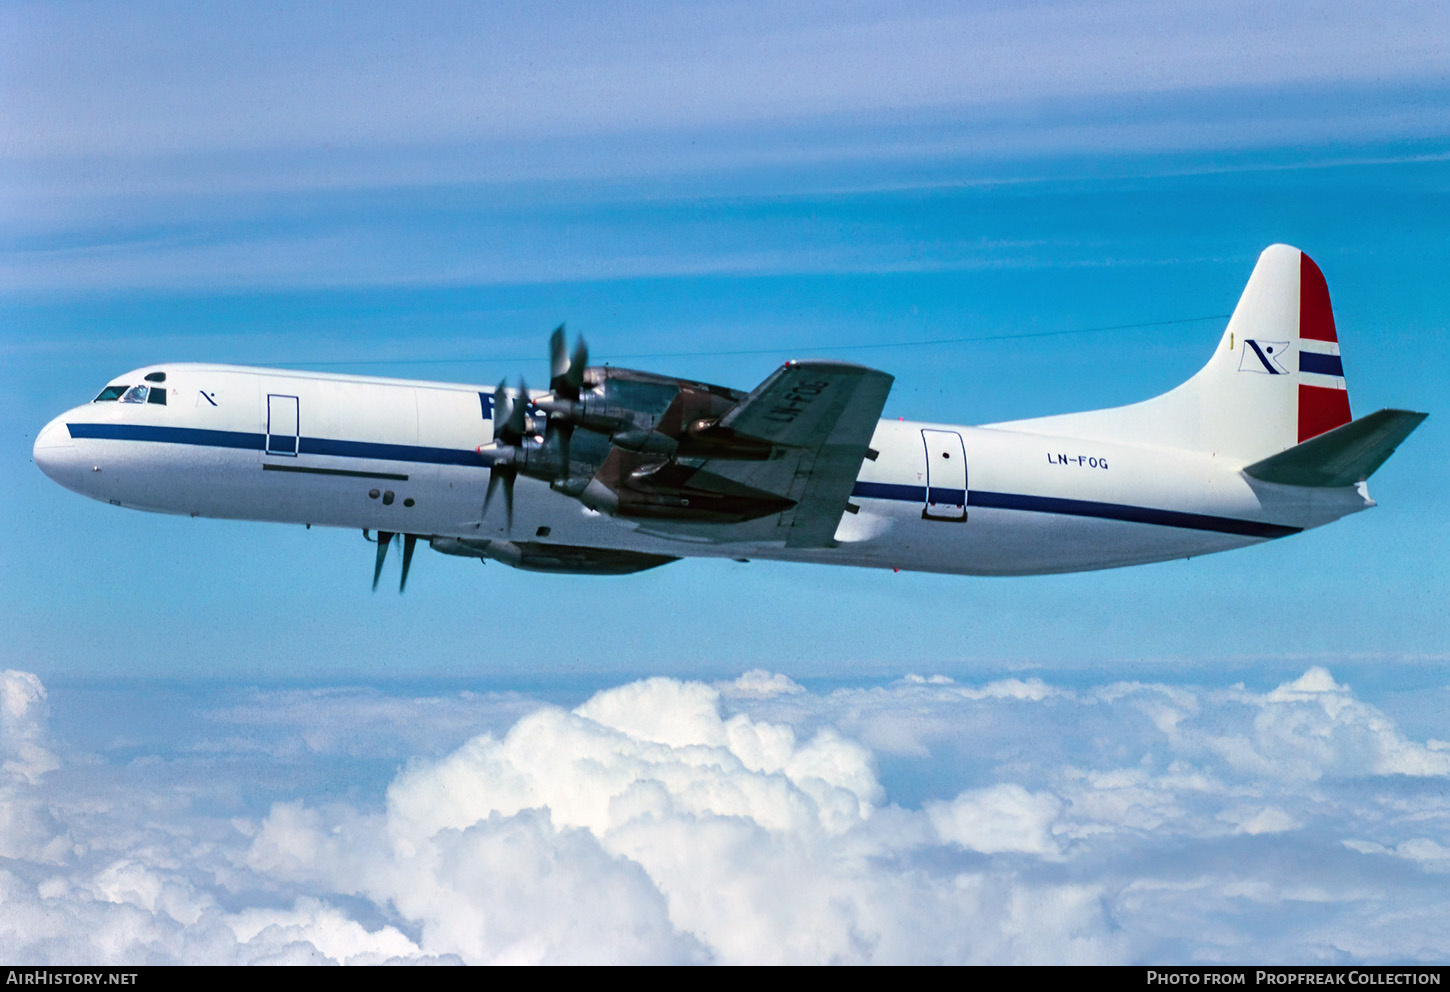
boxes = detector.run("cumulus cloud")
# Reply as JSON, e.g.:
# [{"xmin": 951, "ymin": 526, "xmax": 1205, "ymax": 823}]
[
  {"xmin": 927, "ymin": 784, "xmax": 1064, "ymax": 856},
  {"xmin": 0, "ymin": 670, "xmax": 68, "ymax": 864},
  {"xmin": 1, "ymin": 666, "xmax": 1448, "ymax": 963},
  {"xmin": 1140, "ymin": 667, "xmax": 1450, "ymax": 782},
  {"xmin": 1, "ymin": 669, "xmax": 59, "ymax": 784}
]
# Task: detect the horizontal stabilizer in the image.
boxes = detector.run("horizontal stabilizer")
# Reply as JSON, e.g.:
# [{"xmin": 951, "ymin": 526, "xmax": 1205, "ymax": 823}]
[{"xmin": 1243, "ymin": 409, "xmax": 1427, "ymax": 488}]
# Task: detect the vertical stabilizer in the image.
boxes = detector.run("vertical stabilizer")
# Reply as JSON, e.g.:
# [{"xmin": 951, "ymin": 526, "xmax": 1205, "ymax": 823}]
[{"xmin": 991, "ymin": 245, "xmax": 1353, "ymax": 463}]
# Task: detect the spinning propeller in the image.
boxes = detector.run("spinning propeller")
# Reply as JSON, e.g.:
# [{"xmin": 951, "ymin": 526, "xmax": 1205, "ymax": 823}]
[
  {"xmin": 544, "ymin": 324, "xmax": 588, "ymax": 478},
  {"xmin": 476, "ymin": 324, "xmax": 592, "ymax": 526},
  {"xmin": 478, "ymin": 376, "xmax": 530, "ymax": 528}
]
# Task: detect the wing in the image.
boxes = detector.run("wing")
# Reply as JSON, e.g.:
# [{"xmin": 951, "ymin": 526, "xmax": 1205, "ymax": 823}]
[
  {"xmin": 684, "ymin": 361, "xmax": 894, "ymax": 547},
  {"xmin": 481, "ymin": 337, "xmax": 894, "ymax": 547}
]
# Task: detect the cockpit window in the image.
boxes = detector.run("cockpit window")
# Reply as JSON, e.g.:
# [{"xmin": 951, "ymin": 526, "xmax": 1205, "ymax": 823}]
[{"xmin": 93, "ymin": 382, "xmax": 167, "ymax": 404}]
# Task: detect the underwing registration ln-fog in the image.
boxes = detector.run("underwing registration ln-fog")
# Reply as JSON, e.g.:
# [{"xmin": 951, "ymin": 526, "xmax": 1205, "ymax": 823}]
[{"xmin": 34, "ymin": 246, "xmax": 1426, "ymax": 589}]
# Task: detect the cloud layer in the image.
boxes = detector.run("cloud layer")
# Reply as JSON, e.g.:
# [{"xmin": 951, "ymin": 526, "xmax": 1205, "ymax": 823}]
[
  {"xmin": 6, "ymin": 1, "xmax": 1448, "ymax": 299},
  {"xmin": 8, "ymin": 1, "xmax": 1449, "ymax": 162},
  {"xmin": 1, "ymin": 665, "xmax": 1448, "ymax": 963}
]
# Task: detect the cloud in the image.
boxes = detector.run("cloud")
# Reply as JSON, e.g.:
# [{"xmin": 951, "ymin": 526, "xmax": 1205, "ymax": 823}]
[
  {"xmin": 720, "ymin": 668, "xmax": 807, "ymax": 700},
  {"xmin": 4, "ymin": 0, "xmax": 1449, "ymax": 233},
  {"xmin": 6, "ymin": 2, "xmax": 1448, "ymax": 298},
  {"xmin": 0, "ymin": 670, "xmax": 68, "ymax": 864},
  {"xmin": 927, "ymin": 784, "xmax": 1065, "ymax": 856},
  {"xmin": 7, "ymin": 1, "xmax": 1449, "ymax": 162},
  {"xmin": 1, "ymin": 666, "xmax": 1448, "ymax": 963},
  {"xmin": 224, "ymin": 900, "xmax": 425, "ymax": 965},
  {"xmin": 200, "ymin": 685, "xmax": 544, "ymax": 759},
  {"xmin": 1179, "ymin": 667, "xmax": 1450, "ymax": 781},
  {"xmin": 1, "ymin": 669, "xmax": 59, "ymax": 784}
]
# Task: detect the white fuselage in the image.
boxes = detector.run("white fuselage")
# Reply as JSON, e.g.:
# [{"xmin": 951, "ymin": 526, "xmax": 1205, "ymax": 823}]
[{"xmin": 34, "ymin": 363, "xmax": 1370, "ymax": 576}]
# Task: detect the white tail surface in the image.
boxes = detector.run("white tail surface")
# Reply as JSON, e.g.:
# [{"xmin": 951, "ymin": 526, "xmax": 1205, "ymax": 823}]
[{"xmin": 992, "ymin": 245, "xmax": 1353, "ymax": 464}]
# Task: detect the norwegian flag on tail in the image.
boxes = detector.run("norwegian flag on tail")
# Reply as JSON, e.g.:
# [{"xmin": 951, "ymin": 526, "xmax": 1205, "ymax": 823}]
[{"xmin": 1297, "ymin": 253, "xmax": 1351, "ymax": 443}]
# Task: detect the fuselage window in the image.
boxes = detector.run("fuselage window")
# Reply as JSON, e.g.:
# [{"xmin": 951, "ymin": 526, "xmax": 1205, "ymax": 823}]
[
  {"xmin": 144, "ymin": 371, "xmax": 166, "ymax": 383},
  {"xmin": 121, "ymin": 385, "xmax": 149, "ymax": 403},
  {"xmin": 93, "ymin": 385, "xmax": 128, "ymax": 402},
  {"xmin": 146, "ymin": 389, "xmax": 167, "ymax": 405}
]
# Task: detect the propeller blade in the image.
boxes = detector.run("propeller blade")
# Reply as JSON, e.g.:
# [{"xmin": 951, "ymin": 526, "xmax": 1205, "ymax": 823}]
[
  {"xmin": 550, "ymin": 325, "xmax": 588, "ymax": 400},
  {"xmin": 567, "ymin": 336, "xmax": 588, "ymax": 395},
  {"xmin": 484, "ymin": 465, "xmax": 518, "ymax": 532},
  {"xmin": 372, "ymin": 531, "xmax": 394, "ymax": 590},
  {"xmin": 549, "ymin": 324, "xmax": 569, "ymax": 389},
  {"xmin": 554, "ymin": 421, "xmax": 573, "ymax": 481},
  {"xmin": 507, "ymin": 378, "xmax": 529, "ymax": 439},
  {"xmin": 400, "ymin": 534, "xmax": 417, "ymax": 592},
  {"xmin": 484, "ymin": 469, "xmax": 503, "ymax": 517},
  {"xmin": 492, "ymin": 378, "xmax": 510, "ymax": 437}
]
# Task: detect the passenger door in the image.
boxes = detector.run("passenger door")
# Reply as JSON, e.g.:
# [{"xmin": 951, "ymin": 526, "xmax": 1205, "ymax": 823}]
[
  {"xmin": 265, "ymin": 394, "xmax": 300, "ymax": 457},
  {"xmin": 921, "ymin": 429, "xmax": 966, "ymax": 520}
]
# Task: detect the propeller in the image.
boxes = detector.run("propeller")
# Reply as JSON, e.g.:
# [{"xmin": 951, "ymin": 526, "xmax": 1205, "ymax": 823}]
[
  {"xmin": 479, "ymin": 377, "xmax": 528, "ymax": 529},
  {"xmin": 544, "ymin": 325, "xmax": 588, "ymax": 478},
  {"xmin": 370, "ymin": 531, "xmax": 420, "ymax": 592},
  {"xmin": 476, "ymin": 326, "xmax": 592, "ymax": 524}
]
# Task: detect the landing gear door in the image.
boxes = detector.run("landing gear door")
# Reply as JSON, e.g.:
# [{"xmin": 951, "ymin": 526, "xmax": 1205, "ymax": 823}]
[
  {"xmin": 922, "ymin": 429, "xmax": 967, "ymax": 520},
  {"xmin": 266, "ymin": 394, "xmax": 300, "ymax": 457}
]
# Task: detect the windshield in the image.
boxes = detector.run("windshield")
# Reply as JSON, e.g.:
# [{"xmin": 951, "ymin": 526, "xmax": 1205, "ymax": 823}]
[{"xmin": 92, "ymin": 382, "xmax": 167, "ymax": 404}]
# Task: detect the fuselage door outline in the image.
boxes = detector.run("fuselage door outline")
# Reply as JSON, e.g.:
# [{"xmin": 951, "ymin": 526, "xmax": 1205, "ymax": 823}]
[
  {"xmin": 266, "ymin": 394, "xmax": 300, "ymax": 457},
  {"xmin": 921, "ymin": 428, "xmax": 967, "ymax": 521}
]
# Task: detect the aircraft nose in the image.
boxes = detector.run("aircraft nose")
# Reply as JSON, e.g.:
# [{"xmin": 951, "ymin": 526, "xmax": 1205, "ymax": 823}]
[{"xmin": 33, "ymin": 414, "xmax": 75, "ymax": 482}]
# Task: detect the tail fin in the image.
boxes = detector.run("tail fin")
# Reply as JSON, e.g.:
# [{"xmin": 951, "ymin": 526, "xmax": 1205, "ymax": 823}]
[{"xmin": 994, "ymin": 245, "xmax": 1359, "ymax": 463}]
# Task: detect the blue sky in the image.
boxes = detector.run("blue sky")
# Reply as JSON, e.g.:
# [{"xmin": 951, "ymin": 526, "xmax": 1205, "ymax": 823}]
[{"xmin": 3, "ymin": 0, "xmax": 1449, "ymax": 964}]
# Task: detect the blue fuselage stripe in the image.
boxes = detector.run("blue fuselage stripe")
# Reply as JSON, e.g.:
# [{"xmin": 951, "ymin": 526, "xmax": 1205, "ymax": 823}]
[
  {"xmin": 852, "ymin": 481, "xmax": 924, "ymax": 502},
  {"xmin": 851, "ymin": 482, "xmax": 1299, "ymax": 538},
  {"xmin": 968, "ymin": 490, "xmax": 1300, "ymax": 538},
  {"xmin": 67, "ymin": 422, "xmax": 1300, "ymax": 539},
  {"xmin": 67, "ymin": 423, "xmax": 484, "ymax": 466},
  {"xmin": 68, "ymin": 423, "xmax": 266, "ymax": 450},
  {"xmin": 298, "ymin": 436, "xmax": 481, "ymax": 465}
]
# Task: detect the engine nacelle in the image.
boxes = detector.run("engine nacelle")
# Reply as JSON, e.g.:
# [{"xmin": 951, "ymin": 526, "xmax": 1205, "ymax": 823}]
[{"xmin": 428, "ymin": 536, "xmax": 677, "ymax": 574}]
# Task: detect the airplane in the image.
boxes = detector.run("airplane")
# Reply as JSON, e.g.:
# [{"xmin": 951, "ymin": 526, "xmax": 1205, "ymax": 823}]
[{"xmin": 33, "ymin": 244, "xmax": 1426, "ymax": 590}]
